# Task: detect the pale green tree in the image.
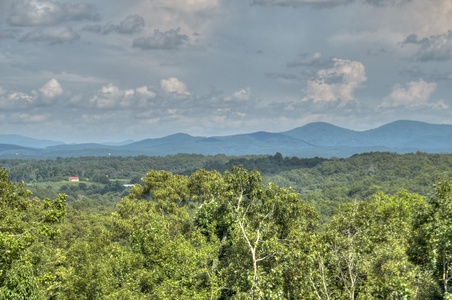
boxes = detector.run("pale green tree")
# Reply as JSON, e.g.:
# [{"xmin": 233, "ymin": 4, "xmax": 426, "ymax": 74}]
[{"xmin": 322, "ymin": 191, "xmax": 433, "ymax": 299}]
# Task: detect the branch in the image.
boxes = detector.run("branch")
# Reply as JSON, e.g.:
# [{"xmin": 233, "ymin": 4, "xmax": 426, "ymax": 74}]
[
  {"xmin": 11, "ymin": 220, "xmax": 44, "ymax": 237},
  {"xmin": 236, "ymin": 190, "xmax": 244, "ymax": 212}
]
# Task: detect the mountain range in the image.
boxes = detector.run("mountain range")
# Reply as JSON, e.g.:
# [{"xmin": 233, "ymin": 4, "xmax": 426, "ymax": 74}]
[{"xmin": 1, "ymin": 120, "xmax": 452, "ymax": 158}]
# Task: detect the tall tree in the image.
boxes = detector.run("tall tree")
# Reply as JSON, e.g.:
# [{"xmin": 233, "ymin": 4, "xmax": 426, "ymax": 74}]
[
  {"xmin": 322, "ymin": 191, "xmax": 432, "ymax": 299},
  {"xmin": 195, "ymin": 166, "xmax": 319, "ymax": 299}
]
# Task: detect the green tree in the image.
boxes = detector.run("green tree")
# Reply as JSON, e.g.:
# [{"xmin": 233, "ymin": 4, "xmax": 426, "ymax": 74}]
[
  {"xmin": 0, "ymin": 168, "xmax": 66, "ymax": 299},
  {"xmin": 112, "ymin": 170, "xmax": 220, "ymax": 299},
  {"xmin": 412, "ymin": 179, "xmax": 452, "ymax": 299},
  {"xmin": 320, "ymin": 191, "xmax": 433, "ymax": 299},
  {"xmin": 195, "ymin": 166, "xmax": 318, "ymax": 299}
]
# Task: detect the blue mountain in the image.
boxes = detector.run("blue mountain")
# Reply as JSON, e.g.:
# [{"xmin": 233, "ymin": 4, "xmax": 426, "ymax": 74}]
[
  {"xmin": 0, "ymin": 134, "xmax": 64, "ymax": 148},
  {"xmin": 1, "ymin": 120, "xmax": 452, "ymax": 158}
]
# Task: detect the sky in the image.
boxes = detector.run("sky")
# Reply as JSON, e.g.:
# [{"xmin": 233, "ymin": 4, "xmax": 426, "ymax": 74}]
[{"xmin": 1, "ymin": 0, "xmax": 452, "ymax": 143}]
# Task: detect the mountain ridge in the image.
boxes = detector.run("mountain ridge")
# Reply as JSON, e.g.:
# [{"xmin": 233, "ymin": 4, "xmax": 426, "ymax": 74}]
[{"xmin": 1, "ymin": 120, "xmax": 452, "ymax": 158}]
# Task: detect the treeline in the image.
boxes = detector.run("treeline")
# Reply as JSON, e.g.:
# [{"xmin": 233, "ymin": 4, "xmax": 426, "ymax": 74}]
[
  {"xmin": 4, "ymin": 152, "xmax": 452, "ymax": 217},
  {"xmin": 4, "ymin": 152, "xmax": 452, "ymax": 194},
  {"xmin": 0, "ymin": 153, "xmax": 326, "ymax": 183},
  {"xmin": 0, "ymin": 154, "xmax": 229, "ymax": 183},
  {"xmin": 1, "ymin": 166, "xmax": 452, "ymax": 299}
]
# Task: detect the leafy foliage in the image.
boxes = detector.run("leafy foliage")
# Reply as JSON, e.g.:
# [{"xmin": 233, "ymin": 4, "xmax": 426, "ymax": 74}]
[
  {"xmin": 1, "ymin": 152, "xmax": 452, "ymax": 299},
  {"xmin": 0, "ymin": 168, "xmax": 66, "ymax": 299}
]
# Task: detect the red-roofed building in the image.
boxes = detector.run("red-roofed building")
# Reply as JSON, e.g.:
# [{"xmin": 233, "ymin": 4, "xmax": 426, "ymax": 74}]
[{"xmin": 68, "ymin": 176, "xmax": 79, "ymax": 182}]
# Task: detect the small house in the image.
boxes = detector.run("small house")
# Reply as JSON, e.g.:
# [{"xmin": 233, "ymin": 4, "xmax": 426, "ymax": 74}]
[{"xmin": 68, "ymin": 176, "xmax": 79, "ymax": 182}]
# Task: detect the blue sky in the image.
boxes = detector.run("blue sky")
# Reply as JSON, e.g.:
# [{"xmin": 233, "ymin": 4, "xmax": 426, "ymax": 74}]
[{"xmin": 1, "ymin": 0, "xmax": 452, "ymax": 143}]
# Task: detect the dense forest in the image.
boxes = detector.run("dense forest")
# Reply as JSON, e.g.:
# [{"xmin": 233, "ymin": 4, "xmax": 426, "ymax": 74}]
[{"xmin": 1, "ymin": 152, "xmax": 452, "ymax": 299}]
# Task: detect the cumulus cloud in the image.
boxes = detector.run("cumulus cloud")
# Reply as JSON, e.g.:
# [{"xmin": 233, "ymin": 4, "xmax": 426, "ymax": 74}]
[
  {"xmin": 8, "ymin": 92, "xmax": 36, "ymax": 103},
  {"xmin": 402, "ymin": 30, "xmax": 452, "ymax": 62},
  {"xmin": 39, "ymin": 78, "xmax": 63, "ymax": 100},
  {"xmin": 0, "ymin": 91, "xmax": 36, "ymax": 110},
  {"xmin": 83, "ymin": 15, "xmax": 144, "ymax": 35},
  {"xmin": 160, "ymin": 77, "xmax": 190, "ymax": 95},
  {"xmin": 8, "ymin": 0, "xmax": 100, "ymax": 26},
  {"xmin": 90, "ymin": 83, "xmax": 122, "ymax": 109},
  {"xmin": 380, "ymin": 80, "xmax": 446, "ymax": 108},
  {"xmin": 90, "ymin": 83, "xmax": 156, "ymax": 109},
  {"xmin": 19, "ymin": 27, "xmax": 80, "ymax": 44},
  {"xmin": 133, "ymin": 28, "xmax": 189, "ymax": 50},
  {"xmin": 0, "ymin": 79, "xmax": 64, "ymax": 109},
  {"xmin": 136, "ymin": 86, "xmax": 157, "ymax": 98},
  {"xmin": 302, "ymin": 58, "xmax": 367, "ymax": 103}
]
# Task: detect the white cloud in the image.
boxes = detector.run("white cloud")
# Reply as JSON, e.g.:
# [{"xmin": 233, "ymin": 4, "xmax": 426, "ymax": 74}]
[
  {"xmin": 380, "ymin": 80, "xmax": 443, "ymax": 108},
  {"xmin": 90, "ymin": 83, "xmax": 157, "ymax": 109},
  {"xmin": 160, "ymin": 77, "xmax": 190, "ymax": 95},
  {"xmin": 100, "ymin": 83, "xmax": 120, "ymax": 96},
  {"xmin": 91, "ymin": 83, "xmax": 126, "ymax": 109},
  {"xmin": 409, "ymin": 0, "xmax": 452, "ymax": 38},
  {"xmin": 39, "ymin": 78, "xmax": 63, "ymax": 100},
  {"xmin": 8, "ymin": 92, "xmax": 35, "ymax": 102},
  {"xmin": 302, "ymin": 58, "xmax": 367, "ymax": 103},
  {"xmin": 0, "ymin": 90, "xmax": 34, "ymax": 109},
  {"xmin": 136, "ymin": 86, "xmax": 156, "ymax": 98}
]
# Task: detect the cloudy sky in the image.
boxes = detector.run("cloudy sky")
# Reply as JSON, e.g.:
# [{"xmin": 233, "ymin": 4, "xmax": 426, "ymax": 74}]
[{"xmin": 1, "ymin": 0, "xmax": 452, "ymax": 143}]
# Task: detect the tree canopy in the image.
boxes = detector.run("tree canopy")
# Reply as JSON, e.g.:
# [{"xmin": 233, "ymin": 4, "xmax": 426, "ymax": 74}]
[{"xmin": 1, "ymin": 153, "xmax": 452, "ymax": 298}]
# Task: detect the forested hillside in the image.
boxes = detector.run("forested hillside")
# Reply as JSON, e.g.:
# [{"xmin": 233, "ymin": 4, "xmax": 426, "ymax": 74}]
[
  {"xmin": 1, "ymin": 152, "xmax": 452, "ymax": 298},
  {"xmin": 3, "ymin": 152, "xmax": 452, "ymax": 216}
]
